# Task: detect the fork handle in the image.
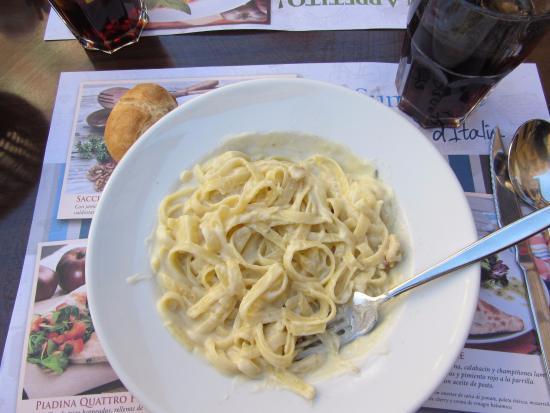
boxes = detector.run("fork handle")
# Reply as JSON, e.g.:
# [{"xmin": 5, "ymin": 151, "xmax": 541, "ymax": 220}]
[{"xmin": 383, "ymin": 205, "xmax": 550, "ymax": 300}]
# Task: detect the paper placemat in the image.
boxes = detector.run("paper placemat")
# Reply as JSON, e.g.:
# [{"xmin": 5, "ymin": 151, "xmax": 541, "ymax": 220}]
[{"xmin": 1, "ymin": 62, "xmax": 549, "ymax": 413}]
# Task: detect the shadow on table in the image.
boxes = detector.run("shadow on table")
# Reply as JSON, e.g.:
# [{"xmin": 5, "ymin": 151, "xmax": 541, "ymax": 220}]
[
  {"xmin": 86, "ymin": 35, "xmax": 176, "ymax": 71},
  {"xmin": 0, "ymin": 0, "xmax": 49, "ymax": 37},
  {"xmin": 0, "ymin": 92, "xmax": 49, "ymax": 218}
]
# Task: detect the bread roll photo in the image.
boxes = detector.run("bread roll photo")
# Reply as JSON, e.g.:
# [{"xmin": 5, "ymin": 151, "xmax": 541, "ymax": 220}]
[{"xmin": 104, "ymin": 83, "xmax": 177, "ymax": 161}]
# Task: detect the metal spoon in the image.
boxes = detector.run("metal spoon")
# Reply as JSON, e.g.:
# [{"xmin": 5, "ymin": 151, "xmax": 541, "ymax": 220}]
[{"xmin": 508, "ymin": 119, "xmax": 550, "ymax": 209}]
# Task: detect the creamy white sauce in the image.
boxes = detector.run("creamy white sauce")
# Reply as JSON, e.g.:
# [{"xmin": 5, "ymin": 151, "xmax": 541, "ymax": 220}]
[
  {"xmin": 207, "ymin": 132, "xmax": 412, "ymax": 389},
  {"xmin": 149, "ymin": 132, "xmax": 412, "ymax": 398},
  {"xmin": 215, "ymin": 132, "xmax": 376, "ymax": 176}
]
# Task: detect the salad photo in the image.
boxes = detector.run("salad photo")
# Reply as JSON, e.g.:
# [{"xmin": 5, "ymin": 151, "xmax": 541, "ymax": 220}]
[{"xmin": 27, "ymin": 292, "xmax": 97, "ymax": 374}]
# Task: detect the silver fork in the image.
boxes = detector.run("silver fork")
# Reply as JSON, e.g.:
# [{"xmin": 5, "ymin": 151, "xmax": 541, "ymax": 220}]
[{"xmin": 295, "ymin": 204, "xmax": 550, "ymax": 360}]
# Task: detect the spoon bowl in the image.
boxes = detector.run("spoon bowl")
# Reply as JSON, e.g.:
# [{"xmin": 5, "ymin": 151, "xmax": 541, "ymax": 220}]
[
  {"xmin": 86, "ymin": 108, "xmax": 111, "ymax": 129},
  {"xmin": 508, "ymin": 119, "xmax": 550, "ymax": 209}
]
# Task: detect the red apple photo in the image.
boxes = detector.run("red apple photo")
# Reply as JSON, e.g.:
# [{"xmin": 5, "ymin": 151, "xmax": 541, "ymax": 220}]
[
  {"xmin": 56, "ymin": 247, "xmax": 86, "ymax": 293},
  {"xmin": 35, "ymin": 265, "xmax": 59, "ymax": 302}
]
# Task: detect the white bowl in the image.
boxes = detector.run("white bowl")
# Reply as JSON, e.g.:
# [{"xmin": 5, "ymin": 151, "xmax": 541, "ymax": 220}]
[{"xmin": 87, "ymin": 78, "xmax": 479, "ymax": 413}]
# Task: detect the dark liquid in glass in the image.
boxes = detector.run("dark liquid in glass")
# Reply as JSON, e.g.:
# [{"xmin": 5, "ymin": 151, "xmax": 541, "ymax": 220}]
[
  {"xmin": 50, "ymin": 0, "xmax": 148, "ymax": 53},
  {"xmin": 396, "ymin": 0, "xmax": 550, "ymax": 128}
]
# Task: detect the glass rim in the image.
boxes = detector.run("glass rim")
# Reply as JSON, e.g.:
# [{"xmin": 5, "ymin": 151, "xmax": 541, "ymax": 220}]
[{"xmin": 456, "ymin": 0, "xmax": 550, "ymax": 22}]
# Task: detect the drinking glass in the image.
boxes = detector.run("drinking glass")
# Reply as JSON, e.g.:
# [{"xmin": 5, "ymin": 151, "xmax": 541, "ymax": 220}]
[
  {"xmin": 396, "ymin": 0, "xmax": 550, "ymax": 128},
  {"xmin": 48, "ymin": 0, "xmax": 149, "ymax": 54}
]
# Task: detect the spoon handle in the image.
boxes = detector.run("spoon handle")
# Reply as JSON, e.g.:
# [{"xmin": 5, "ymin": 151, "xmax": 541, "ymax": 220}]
[
  {"xmin": 385, "ymin": 205, "xmax": 550, "ymax": 299},
  {"xmin": 172, "ymin": 80, "xmax": 219, "ymax": 97}
]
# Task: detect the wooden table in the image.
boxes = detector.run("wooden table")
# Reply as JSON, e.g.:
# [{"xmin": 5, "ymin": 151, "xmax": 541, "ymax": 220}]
[{"xmin": 1, "ymin": 1, "xmax": 549, "ymax": 363}]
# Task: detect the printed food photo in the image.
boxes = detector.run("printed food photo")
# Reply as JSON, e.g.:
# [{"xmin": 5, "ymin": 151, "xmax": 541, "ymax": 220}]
[
  {"xmin": 21, "ymin": 241, "xmax": 119, "ymax": 399},
  {"xmin": 466, "ymin": 194, "xmax": 539, "ymax": 350}
]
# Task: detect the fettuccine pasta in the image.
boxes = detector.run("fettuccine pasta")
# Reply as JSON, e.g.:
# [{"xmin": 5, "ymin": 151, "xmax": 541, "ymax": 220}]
[{"xmin": 150, "ymin": 149, "xmax": 401, "ymax": 399}]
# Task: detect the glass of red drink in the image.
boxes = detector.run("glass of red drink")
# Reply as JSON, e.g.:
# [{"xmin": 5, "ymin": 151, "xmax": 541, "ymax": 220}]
[
  {"xmin": 396, "ymin": 0, "xmax": 550, "ymax": 128},
  {"xmin": 48, "ymin": 0, "xmax": 149, "ymax": 54}
]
